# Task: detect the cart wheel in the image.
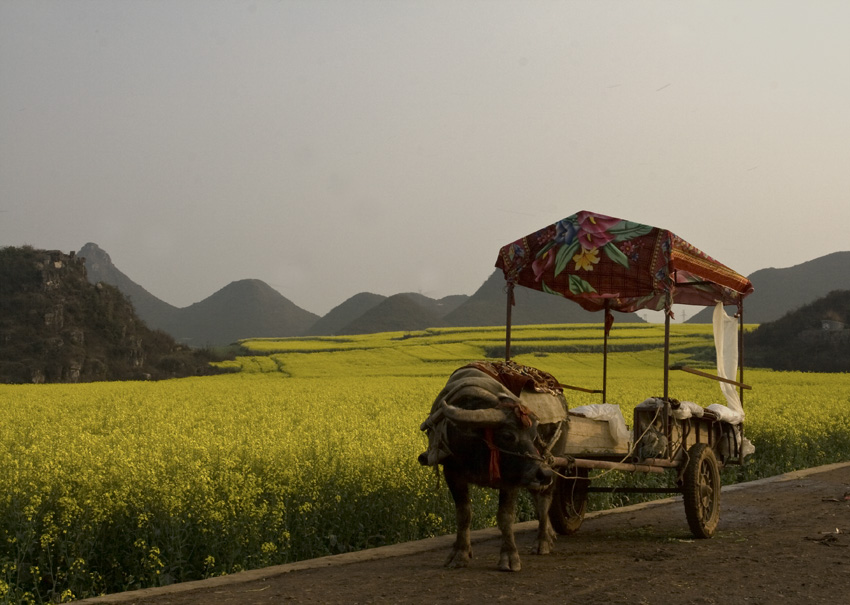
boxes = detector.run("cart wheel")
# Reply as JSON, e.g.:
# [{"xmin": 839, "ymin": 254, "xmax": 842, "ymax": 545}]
[
  {"xmin": 548, "ymin": 468, "xmax": 589, "ymax": 535},
  {"xmin": 682, "ymin": 443, "xmax": 721, "ymax": 538}
]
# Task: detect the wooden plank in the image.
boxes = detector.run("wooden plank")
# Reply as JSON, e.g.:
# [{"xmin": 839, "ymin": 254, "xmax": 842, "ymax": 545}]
[
  {"xmin": 551, "ymin": 457, "xmax": 666, "ymax": 474},
  {"xmin": 560, "ymin": 383, "xmax": 603, "ymax": 394},
  {"xmin": 561, "ymin": 415, "xmax": 630, "ymax": 456},
  {"xmin": 670, "ymin": 364, "xmax": 752, "ymax": 390}
]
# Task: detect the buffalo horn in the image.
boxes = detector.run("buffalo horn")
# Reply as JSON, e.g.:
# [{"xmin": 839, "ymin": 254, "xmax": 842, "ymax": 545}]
[
  {"xmin": 445, "ymin": 384, "xmax": 502, "ymax": 407},
  {"xmin": 419, "ymin": 403, "xmax": 446, "ymax": 431},
  {"xmin": 441, "ymin": 401, "xmax": 506, "ymax": 426}
]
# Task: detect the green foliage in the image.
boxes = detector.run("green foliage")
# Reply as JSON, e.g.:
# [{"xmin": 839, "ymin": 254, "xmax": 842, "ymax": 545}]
[
  {"xmin": 745, "ymin": 290, "xmax": 850, "ymax": 372},
  {"xmin": 1, "ymin": 324, "xmax": 848, "ymax": 602}
]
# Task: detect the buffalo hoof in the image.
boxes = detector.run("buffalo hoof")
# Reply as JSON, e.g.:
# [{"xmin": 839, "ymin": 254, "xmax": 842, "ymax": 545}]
[
  {"xmin": 445, "ymin": 547, "xmax": 472, "ymax": 568},
  {"xmin": 535, "ymin": 538, "xmax": 553, "ymax": 555},
  {"xmin": 535, "ymin": 528, "xmax": 556, "ymax": 555},
  {"xmin": 498, "ymin": 550, "xmax": 521, "ymax": 572}
]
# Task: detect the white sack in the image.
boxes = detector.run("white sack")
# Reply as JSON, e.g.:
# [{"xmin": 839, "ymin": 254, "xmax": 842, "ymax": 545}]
[
  {"xmin": 707, "ymin": 403, "xmax": 745, "ymax": 424},
  {"xmin": 636, "ymin": 398, "xmax": 704, "ymax": 421},
  {"xmin": 569, "ymin": 403, "xmax": 630, "ymax": 444},
  {"xmin": 673, "ymin": 400, "xmax": 705, "ymax": 421}
]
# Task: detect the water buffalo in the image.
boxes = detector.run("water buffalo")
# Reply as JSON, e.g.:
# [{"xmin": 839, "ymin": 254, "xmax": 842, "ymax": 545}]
[{"xmin": 419, "ymin": 364, "xmax": 568, "ymax": 571}]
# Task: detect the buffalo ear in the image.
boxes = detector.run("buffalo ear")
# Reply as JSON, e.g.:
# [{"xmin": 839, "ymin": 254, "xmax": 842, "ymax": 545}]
[{"xmin": 442, "ymin": 401, "xmax": 506, "ymax": 426}]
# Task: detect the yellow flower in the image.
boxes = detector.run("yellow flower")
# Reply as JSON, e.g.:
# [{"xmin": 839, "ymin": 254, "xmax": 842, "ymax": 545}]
[{"xmin": 573, "ymin": 247, "xmax": 601, "ymax": 271}]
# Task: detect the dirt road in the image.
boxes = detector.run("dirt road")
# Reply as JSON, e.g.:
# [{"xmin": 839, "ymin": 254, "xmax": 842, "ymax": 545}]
[{"xmin": 79, "ymin": 463, "xmax": 850, "ymax": 605}]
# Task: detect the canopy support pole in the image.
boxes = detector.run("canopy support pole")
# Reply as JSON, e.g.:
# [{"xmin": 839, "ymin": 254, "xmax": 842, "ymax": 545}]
[
  {"xmin": 505, "ymin": 281, "xmax": 514, "ymax": 361},
  {"xmin": 663, "ymin": 294, "xmax": 672, "ymax": 459},
  {"xmin": 738, "ymin": 299, "xmax": 745, "ymax": 407},
  {"xmin": 663, "ymin": 304, "xmax": 671, "ymax": 401},
  {"xmin": 602, "ymin": 300, "xmax": 611, "ymax": 404},
  {"xmin": 737, "ymin": 298, "xmax": 746, "ymax": 465}
]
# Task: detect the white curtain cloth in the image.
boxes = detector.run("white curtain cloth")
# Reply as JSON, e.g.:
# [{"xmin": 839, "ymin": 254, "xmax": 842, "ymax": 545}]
[{"xmin": 712, "ymin": 302, "xmax": 744, "ymax": 418}]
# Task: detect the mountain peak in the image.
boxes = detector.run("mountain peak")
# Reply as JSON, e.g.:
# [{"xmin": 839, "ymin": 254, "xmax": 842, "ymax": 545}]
[
  {"xmin": 77, "ymin": 245, "xmax": 317, "ymax": 345},
  {"xmin": 178, "ymin": 278, "xmax": 319, "ymax": 344},
  {"xmin": 78, "ymin": 242, "xmax": 113, "ymax": 269},
  {"xmin": 336, "ymin": 293, "xmax": 447, "ymax": 335},
  {"xmin": 214, "ymin": 278, "xmax": 275, "ymax": 295},
  {"xmin": 303, "ymin": 292, "xmax": 388, "ymax": 336},
  {"xmin": 78, "ymin": 242, "xmax": 179, "ymax": 329}
]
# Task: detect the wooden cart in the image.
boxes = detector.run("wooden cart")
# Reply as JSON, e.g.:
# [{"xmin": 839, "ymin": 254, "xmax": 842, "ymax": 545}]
[{"xmin": 495, "ymin": 211, "xmax": 754, "ymax": 538}]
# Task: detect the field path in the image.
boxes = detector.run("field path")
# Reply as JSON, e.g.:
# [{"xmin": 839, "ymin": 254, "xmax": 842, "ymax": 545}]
[{"xmin": 79, "ymin": 463, "xmax": 850, "ymax": 605}]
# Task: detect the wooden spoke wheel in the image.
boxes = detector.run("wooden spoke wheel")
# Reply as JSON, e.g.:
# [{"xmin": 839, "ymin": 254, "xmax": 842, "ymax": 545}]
[
  {"xmin": 682, "ymin": 443, "xmax": 721, "ymax": 538},
  {"xmin": 548, "ymin": 467, "xmax": 589, "ymax": 535}
]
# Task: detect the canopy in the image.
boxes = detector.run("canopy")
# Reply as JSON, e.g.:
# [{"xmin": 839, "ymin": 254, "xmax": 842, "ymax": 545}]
[{"xmin": 496, "ymin": 210, "xmax": 753, "ymax": 313}]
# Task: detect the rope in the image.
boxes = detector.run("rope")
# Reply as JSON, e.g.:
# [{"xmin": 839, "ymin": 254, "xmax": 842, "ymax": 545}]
[{"xmin": 482, "ymin": 427, "xmax": 501, "ymax": 481}]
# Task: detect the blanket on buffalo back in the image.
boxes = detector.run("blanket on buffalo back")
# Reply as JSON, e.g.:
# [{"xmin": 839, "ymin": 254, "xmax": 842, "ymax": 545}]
[
  {"xmin": 464, "ymin": 361, "xmax": 567, "ymax": 425},
  {"xmin": 436, "ymin": 361, "xmax": 566, "ymax": 423},
  {"xmin": 465, "ymin": 360, "xmax": 563, "ymax": 398}
]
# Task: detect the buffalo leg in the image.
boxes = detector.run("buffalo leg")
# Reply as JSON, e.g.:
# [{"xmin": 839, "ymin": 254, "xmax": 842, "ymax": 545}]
[
  {"xmin": 497, "ymin": 487, "xmax": 521, "ymax": 571},
  {"xmin": 533, "ymin": 486, "xmax": 556, "ymax": 555},
  {"xmin": 444, "ymin": 468, "xmax": 473, "ymax": 568}
]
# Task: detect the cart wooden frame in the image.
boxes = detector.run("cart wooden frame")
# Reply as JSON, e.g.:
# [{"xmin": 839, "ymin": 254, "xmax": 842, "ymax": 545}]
[{"xmin": 495, "ymin": 210, "xmax": 754, "ymax": 539}]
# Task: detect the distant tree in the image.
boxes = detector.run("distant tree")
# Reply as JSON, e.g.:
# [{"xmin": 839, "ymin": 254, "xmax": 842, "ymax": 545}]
[{"xmin": 745, "ymin": 290, "xmax": 850, "ymax": 372}]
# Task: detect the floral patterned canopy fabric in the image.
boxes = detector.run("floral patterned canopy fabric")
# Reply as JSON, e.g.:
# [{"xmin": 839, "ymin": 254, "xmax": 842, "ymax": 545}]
[{"xmin": 496, "ymin": 210, "xmax": 753, "ymax": 313}]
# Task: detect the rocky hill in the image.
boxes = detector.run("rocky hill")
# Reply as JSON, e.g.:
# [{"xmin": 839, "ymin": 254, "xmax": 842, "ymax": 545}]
[
  {"xmin": 79, "ymin": 242, "xmax": 180, "ymax": 329},
  {"xmin": 744, "ymin": 289, "xmax": 850, "ymax": 372},
  {"xmin": 688, "ymin": 251, "xmax": 850, "ymax": 324},
  {"xmin": 0, "ymin": 246, "xmax": 228, "ymax": 383}
]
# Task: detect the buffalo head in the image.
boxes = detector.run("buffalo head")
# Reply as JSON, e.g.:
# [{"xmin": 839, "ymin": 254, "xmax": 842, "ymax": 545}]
[{"xmin": 439, "ymin": 399, "xmax": 554, "ymax": 490}]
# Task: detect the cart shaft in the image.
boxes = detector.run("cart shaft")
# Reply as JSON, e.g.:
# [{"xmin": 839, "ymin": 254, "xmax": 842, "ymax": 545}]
[{"xmin": 551, "ymin": 457, "xmax": 667, "ymax": 474}]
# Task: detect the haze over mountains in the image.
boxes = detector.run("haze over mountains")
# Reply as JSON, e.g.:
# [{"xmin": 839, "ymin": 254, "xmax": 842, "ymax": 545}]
[
  {"xmin": 78, "ymin": 243, "xmax": 850, "ymax": 346},
  {"xmin": 80, "ymin": 244, "xmax": 317, "ymax": 346}
]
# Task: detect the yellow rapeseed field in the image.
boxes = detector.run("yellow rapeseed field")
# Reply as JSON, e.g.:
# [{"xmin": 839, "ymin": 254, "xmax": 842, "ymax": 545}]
[{"xmin": 1, "ymin": 324, "xmax": 848, "ymax": 603}]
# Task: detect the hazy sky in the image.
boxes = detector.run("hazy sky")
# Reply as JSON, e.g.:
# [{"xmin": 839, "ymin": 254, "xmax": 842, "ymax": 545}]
[{"xmin": 2, "ymin": 1, "xmax": 848, "ymax": 317}]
